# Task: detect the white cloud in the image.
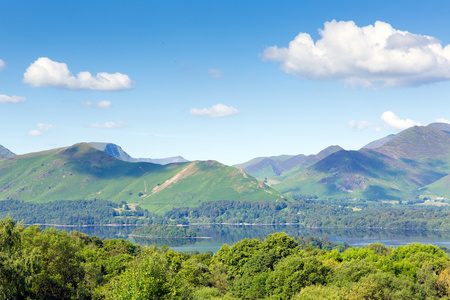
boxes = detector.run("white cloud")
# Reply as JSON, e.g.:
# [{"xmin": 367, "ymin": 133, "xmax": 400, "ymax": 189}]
[
  {"xmin": 262, "ymin": 20, "xmax": 450, "ymax": 88},
  {"xmin": 208, "ymin": 68, "xmax": 224, "ymax": 79},
  {"xmin": 381, "ymin": 111, "xmax": 421, "ymax": 131},
  {"xmin": 348, "ymin": 120, "xmax": 372, "ymax": 130},
  {"xmin": 23, "ymin": 57, "xmax": 134, "ymax": 91},
  {"xmin": 28, "ymin": 123, "xmax": 55, "ymax": 136},
  {"xmin": 28, "ymin": 129, "xmax": 42, "ymax": 136},
  {"xmin": 190, "ymin": 104, "xmax": 239, "ymax": 118},
  {"xmin": 436, "ymin": 118, "xmax": 450, "ymax": 124},
  {"xmin": 81, "ymin": 100, "xmax": 112, "ymax": 109},
  {"xmin": 0, "ymin": 94, "xmax": 26, "ymax": 103},
  {"xmin": 36, "ymin": 123, "xmax": 55, "ymax": 131},
  {"xmin": 0, "ymin": 59, "xmax": 5, "ymax": 70},
  {"xmin": 88, "ymin": 121, "xmax": 129, "ymax": 128}
]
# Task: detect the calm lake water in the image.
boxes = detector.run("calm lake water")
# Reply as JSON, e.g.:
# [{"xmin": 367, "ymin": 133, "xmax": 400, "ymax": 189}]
[{"xmin": 39, "ymin": 224, "xmax": 450, "ymax": 253}]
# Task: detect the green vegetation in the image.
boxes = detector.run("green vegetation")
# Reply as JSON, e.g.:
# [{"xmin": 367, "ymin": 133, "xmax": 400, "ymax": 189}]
[
  {"xmin": 1, "ymin": 216, "xmax": 450, "ymax": 299},
  {"xmin": 0, "ymin": 199, "xmax": 160, "ymax": 225},
  {"xmin": 0, "ymin": 143, "xmax": 287, "ymax": 214},
  {"xmin": 166, "ymin": 198, "xmax": 450, "ymax": 230}
]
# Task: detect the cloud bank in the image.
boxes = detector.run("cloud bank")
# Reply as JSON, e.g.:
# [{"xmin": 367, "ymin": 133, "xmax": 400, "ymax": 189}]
[
  {"xmin": 88, "ymin": 121, "xmax": 129, "ymax": 128},
  {"xmin": 0, "ymin": 59, "xmax": 5, "ymax": 70},
  {"xmin": 23, "ymin": 57, "xmax": 134, "ymax": 91},
  {"xmin": 190, "ymin": 104, "xmax": 239, "ymax": 118},
  {"xmin": 262, "ymin": 20, "xmax": 450, "ymax": 88},
  {"xmin": 0, "ymin": 94, "xmax": 26, "ymax": 103},
  {"xmin": 381, "ymin": 111, "xmax": 421, "ymax": 130},
  {"xmin": 81, "ymin": 100, "xmax": 112, "ymax": 109}
]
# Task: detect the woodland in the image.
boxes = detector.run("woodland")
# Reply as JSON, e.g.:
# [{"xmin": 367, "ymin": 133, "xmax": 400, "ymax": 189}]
[{"xmin": 1, "ymin": 217, "xmax": 450, "ymax": 300}]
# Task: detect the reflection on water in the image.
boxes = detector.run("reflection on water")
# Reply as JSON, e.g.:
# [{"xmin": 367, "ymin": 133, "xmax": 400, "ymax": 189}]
[{"xmin": 39, "ymin": 224, "xmax": 450, "ymax": 253}]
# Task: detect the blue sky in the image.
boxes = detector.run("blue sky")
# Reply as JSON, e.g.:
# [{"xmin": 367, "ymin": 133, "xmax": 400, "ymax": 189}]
[{"xmin": 1, "ymin": 1, "xmax": 450, "ymax": 165}]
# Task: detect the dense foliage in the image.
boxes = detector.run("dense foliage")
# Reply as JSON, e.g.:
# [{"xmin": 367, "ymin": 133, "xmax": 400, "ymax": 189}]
[
  {"xmin": 0, "ymin": 199, "xmax": 161, "ymax": 225},
  {"xmin": 1, "ymin": 217, "xmax": 450, "ymax": 299},
  {"xmin": 166, "ymin": 199, "xmax": 450, "ymax": 230}
]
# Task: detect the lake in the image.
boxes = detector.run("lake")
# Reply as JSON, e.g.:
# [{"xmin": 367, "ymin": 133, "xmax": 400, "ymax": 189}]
[{"xmin": 39, "ymin": 224, "xmax": 450, "ymax": 253}]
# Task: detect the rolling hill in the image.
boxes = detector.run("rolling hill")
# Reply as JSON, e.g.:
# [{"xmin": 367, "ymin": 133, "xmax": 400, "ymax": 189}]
[{"xmin": 0, "ymin": 143, "xmax": 287, "ymax": 214}]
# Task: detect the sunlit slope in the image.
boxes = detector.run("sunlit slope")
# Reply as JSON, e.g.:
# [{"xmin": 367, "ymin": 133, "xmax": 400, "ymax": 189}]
[
  {"xmin": 140, "ymin": 160, "xmax": 288, "ymax": 213},
  {"xmin": 273, "ymin": 126, "xmax": 450, "ymax": 200},
  {"xmin": 0, "ymin": 143, "xmax": 287, "ymax": 212}
]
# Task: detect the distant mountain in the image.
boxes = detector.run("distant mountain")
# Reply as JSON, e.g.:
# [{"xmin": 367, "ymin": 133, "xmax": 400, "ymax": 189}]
[
  {"xmin": 233, "ymin": 155, "xmax": 298, "ymax": 179},
  {"xmin": 428, "ymin": 122, "xmax": 450, "ymax": 133},
  {"xmin": 273, "ymin": 126, "xmax": 450, "ymax": 200},
  {"xmin": 90, "ymin": 142, "xmax": 188, "ymax": 165},
  {"xmin": 0, "ymin": 143, "xmax": 287, "ymax": 213},
  {"xmin": 372, "ymin": 126, "xmax": 450, "ymax": 160},
  {"xmin": 90, "ymin": 142, "xmax": 136, "ymax": 162},
  {"xmin": 361, "ymin": 134, "xmax": 395, "ymax": 149},
  {"xmin": 234, "ymin": 146, "xmax": 343, "ymax": 180},
  {"xmin": 0, "ymin": 145, "xmax": 15, "ymax": 159}
]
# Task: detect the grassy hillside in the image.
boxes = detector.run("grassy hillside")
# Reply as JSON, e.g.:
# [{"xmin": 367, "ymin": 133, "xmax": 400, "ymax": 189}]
[
  {"xmin": 274, "ymin": 148, "xmax": 450, "ymax": 200},
  {"xmin": 269, "ymin": 145, "xmax": 343, "ymax": 184},
  {"xmin": 0, "ymin": 143, "xmax": 287, "ymax": 214}
]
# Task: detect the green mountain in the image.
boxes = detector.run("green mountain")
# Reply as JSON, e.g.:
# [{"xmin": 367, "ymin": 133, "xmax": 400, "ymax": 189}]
[
  {"xmin": 233, "ymin": 155, "xmax": 299, "ymax": 179},
  {"xmin": 0, "ymin": 143, "xmax": 287, "ymax": 214},
  {"xmin": 234, "ymin": 145, "xmax": 343, "ymax": 181},
  {"xmin": 0, "ymin": 145, "xmax": 15, "ymax": 159},
  {"xmin": 273, "ymin": 125, "xmax": 450, "ymax": 200}
]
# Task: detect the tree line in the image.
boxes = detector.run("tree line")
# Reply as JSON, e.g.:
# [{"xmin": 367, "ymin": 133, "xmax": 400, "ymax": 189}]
[{"xmin": 1, "ymin": 216, "xmax": 450, "ymax": 299}]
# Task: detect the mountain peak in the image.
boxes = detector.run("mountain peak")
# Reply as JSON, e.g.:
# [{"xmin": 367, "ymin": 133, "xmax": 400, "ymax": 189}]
[{"xmin": 0, "ymin": 145, "xmax": 15, "ymax": 158}]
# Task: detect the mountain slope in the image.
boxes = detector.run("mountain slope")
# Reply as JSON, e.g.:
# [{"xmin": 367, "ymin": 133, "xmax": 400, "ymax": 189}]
[
  {"xmin": 0, "ymin": 145, "xmax": 15, "ymax": 158},
  {"xmin": 0, "ymin": 143, "xmax": 287, "ymax": 214},
  {"xmin": 270, "ymin": 145, "xmax": 344, "ymax": 183},
  {"xmin": 372, "ymin": 126, "xmax": 450, "ymax": 160},
  {"xmin": 90, "ymin": 142, "xmax": 189, "ymax": 165},
  {"xmin": 233, "ymin": 155, "xmax": 297, "ymax": 179},
  {"xmin": 90, "ymin": 142, "xmax": 136, "ymax": 162},
  {"xmin": 273, "ymin": 126, "xmax": 450, "ymax": 200}
]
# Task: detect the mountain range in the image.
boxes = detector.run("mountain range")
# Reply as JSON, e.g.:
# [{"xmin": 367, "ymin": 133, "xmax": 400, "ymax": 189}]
[
  {"xmin": 237, "ymin": 123, "xmax": 450, "ymax": 200},
  {"xmin": 1, "ymin": 122, "xmax": 450, "ymax": 213},
  {"xmin": 0, "ymin": 143, "xmax": 287, "ymax": 214}
]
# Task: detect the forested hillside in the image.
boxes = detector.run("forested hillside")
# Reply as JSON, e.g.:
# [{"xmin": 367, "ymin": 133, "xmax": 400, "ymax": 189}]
[{"xmin": 1, "ymin": 217, "xmax": 449, "ymax": 299}]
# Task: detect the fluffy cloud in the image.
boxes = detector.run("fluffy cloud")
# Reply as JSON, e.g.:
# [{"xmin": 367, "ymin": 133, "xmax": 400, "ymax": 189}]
[
  {"xmin": 88, "ymin": 121, "xmax": 129, "ymax": 128},
  {"xmin": 208, "ymin": 68, "xmax": 224, "ymax": 79},
  {"xmin": 0, "ymin": 94, "xmax": 26, "ymax": 103},
  {"xmin": 381, "ymin": 111, "xmax": 421, "ymax": 131},
  {"xmin": 28, "ymin": 123, "xmax": 55, "ymax": 136},
  {"xmin": 190, "ymin": 104, "xmax": 239, "ymax": 118},
  {"xmin": 262, "ymin": 20, "xmax": 450, "ymax": 88},
  {"xmin": 436, "ymin": 118, "xmax": 450, "ymax": 124},
  {"xmin": 348, "ymin": 120, "xmax": 372, "ymax": 130},
  {"xmin": 23, "ymin": 57, "xmax": 134, "ymax": 91},
  {"xmin": 81, "ymin": 100, "xmax": 112, "ymax": 109},
  {"xmin": 0, "ymin": 59, "xmax": 5, "ymax": 70}
]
